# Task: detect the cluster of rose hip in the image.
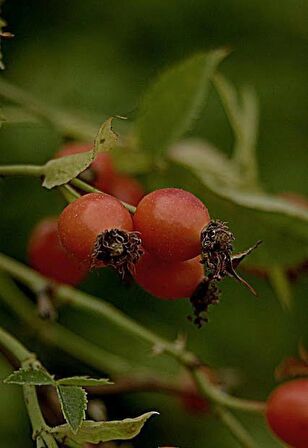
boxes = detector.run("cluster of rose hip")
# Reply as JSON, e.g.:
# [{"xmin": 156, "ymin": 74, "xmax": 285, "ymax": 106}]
[{"xmin": 28, "ymin": 142, "xmax": 212, "ymax": 303}]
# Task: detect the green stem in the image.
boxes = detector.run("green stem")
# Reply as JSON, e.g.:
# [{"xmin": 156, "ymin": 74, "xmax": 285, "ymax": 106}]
[
  {"xmin": 215, "ymin": 406, "xmax": 261, "ymax": 448},
  {"xmin": 0, "ymin": 164, "xmax": 43, "ymax": 177},
  {"xmin": 58, "ymin": 184, "xmax": 80, "ymax": 203},
  {"xmin": 0, "ymin": 272, "xmax": 131, "ymax": 375},
  {"xmin": 191, "ymin": 369, "xmax": 265, "ymax": 413},
  {"xmin": 0, "ymin": 326, "xmax": 57, "ymax": 445},
  {"xmin": 0, "ymin": 77, "xmax": 96, "ymax": 140},
  {"xmin": 23, "ymin": 384, "xmax": 49, "ymax": 438},
  {"xmin": 0, "ymin": 253, "xmax": 265, "ymax": 415},
  {"xmin": 0, "ymin": 326, "xmax": 31, "ymax": 363},
  {"xmin": 0, "ymin": 164, "xmax": 137, "ymax": 212},
  {"xmin": 70, "ymin": 177, "xmax": 137, "ymax": 213}
]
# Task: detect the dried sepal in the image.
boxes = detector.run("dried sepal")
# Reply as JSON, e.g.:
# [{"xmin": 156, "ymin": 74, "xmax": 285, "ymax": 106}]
[
  {"xmin": 201, "ymin": 220, "xmax": 260, "ymax": 294},
  {"xmin": 93, "ymin": 229, "xmax": 143, "ymax": 279},
  {"xmin": 189, "ymin": 278, "xmax": 221, "ymax": 328},
  {"xmin": 190, "ymin": 220, "xmax": 261, "ymax": 327}
]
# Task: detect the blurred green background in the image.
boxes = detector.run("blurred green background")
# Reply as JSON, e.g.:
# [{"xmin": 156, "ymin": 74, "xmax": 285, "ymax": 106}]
[{"xmin": 0, "ymin": 1, "xmax": 307, "ymax": 447}]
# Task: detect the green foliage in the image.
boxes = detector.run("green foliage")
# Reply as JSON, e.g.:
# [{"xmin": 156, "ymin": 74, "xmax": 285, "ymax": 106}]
[
  {"xmin": 51, "ymin": 411, "xmax": 158, "ymax": 446},
  {"xmin": 42, "ymin": 150, "xmax": 95, "ymax": 189},
  {"xmin": 4, "ymin": 366, "xmax": 113, "ymax": 433},
  {"xmin": 42, "ymin": 116, "xmax": 117, "ymax": 189},
  {"xmin": 93, "ymin": 117, "xmax": 118, "ymax": 153},
  {"xmin": 135, "ymin": 50, "xmax": 227, "ymax": 161},
  {"xmin": 213, "ymin": 73, "xmax": 259, "ymax": 187},
  {"xmin": 4, "ymin": 366, "xmax": 54, "ymax": 385},
  {"xmin": 56, "ymin": 385, "xmax": 87, "ymax": 434}
]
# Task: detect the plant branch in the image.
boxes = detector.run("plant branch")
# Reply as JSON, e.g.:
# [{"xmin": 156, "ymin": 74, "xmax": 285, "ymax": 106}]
[
  {"xmin": 0, "ymin": 326, "xmax": 31, "ymax": 363},
  {"xmin": 0, "ymin": 326, "xmax": 57, "ymax": 446},
  {"xmin": 215, "ymin": 406, "xmax": 261, "ymax": 448},
  {"xmin": 0, "ymin": 253, "xmax": 266, "ymax": 416},
  {"xmin": 0, "ymin": 272, "xmax": 132, "ymax": 375},
  {"xmin": 191, "ymin": 369, "xmax": 265, "ymax": 413},
  {"xmin": 0, "ymin": 164, "xmax": 43, "ymax": 177},
  {"xmin": 0, "ymin": 164, "xmax": 137, "ymax": 213}
]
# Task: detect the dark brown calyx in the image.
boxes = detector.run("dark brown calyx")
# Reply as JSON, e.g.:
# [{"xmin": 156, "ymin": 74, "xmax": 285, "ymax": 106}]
[
  {"xmin": 189, "ymin": 279, "xmax": 221, "ymax": 328},
  {"xmin": 93, "ymin": 228, "xmax": 143, "ymax": 279},
  {"xmin": 189, "ymin": 220, "xmax": 261, "ymax": 328},
  {"xmin": 200, "ymin": 220, "xmax": 234, "ymax": 280}
]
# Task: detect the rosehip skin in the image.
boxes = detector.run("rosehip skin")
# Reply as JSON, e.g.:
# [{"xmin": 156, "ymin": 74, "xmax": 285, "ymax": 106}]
[
  {"xmin": 134, "ymin": 188, "xmax": 210, "ymax": 262},
  {"xmin": 109, "ymin": 174, "xmax": 144, "ymax": 206},
  {"xmin": 58, "ymin": 193, "xmax": 133, "ymax": 264},
  {"xmin": 134, "ymin": 252, "xmax": 204, "ymax": 300},
  {"xmin": 55, "ymin": 143, "xmax": 115, "ymax": 193},
  {"xmin": 266, "ymin": 379, "xmax": 308, "ymax": 447},
  {"xmin": 28, "ymin": 217, "xmax": 88, "ymax": 285}
]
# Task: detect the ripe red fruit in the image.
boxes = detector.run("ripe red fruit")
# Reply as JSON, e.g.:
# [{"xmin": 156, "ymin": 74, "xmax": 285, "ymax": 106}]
[
  {"xmin": 134, "ymin": 188, "xmax": 210, "ymax": 262},
  {"xmin": 28, "ymin": 217, "xmax": 88, "ymax": 285},
  {"xmin": 109, "ymin": 174, "xmax": 144, "ymax": 206},
  {"xmin": 266, "ymin": 379, "xmax": 308, "ymax": 447},
  {"xmin": 58, "ymin": 193, "xmax": 141, "ymax": 275},
  {"xmin": 134, "ymin": 252, "xmax": 204, "ymax": 299},
  {"xmin": 55, "ymin": 143, "xmax": 115, "ymax": 193}
]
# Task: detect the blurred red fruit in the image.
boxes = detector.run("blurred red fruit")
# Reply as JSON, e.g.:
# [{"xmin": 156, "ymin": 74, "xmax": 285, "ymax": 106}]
[
  {"xmin": 109, "ymin": 174, "xmax": 144, "ymax": 206},
  {"xmin": 28, "ymin": 217, "xmax": 88, "ymax": 285}
]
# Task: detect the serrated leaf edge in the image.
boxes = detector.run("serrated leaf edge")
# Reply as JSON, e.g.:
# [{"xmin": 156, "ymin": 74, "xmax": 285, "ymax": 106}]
[{"xmin": 56, "ymin": 385, "xmax": 87, "ymax": 434}]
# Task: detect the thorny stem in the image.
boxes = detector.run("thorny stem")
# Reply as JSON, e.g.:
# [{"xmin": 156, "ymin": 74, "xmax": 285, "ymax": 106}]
[
  {"xmin": 0, "ymin": 272, "xmax": 132, "ymax": 375},
  {"xmin": 0, "ymin": 253, "xmax": 265, "ymax": 415},
  {"xmin": 0, "ymin": 327, "xmax": 58, "ymax": 446}
]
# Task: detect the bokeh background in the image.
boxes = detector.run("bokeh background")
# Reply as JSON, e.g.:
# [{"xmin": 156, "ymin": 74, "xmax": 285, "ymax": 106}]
[{"xmin": 0, "ymin": 1, "xmax": 307, "ymax": 447}]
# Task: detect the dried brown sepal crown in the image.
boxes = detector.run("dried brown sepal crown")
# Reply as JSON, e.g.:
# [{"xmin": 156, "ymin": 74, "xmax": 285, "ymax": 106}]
[
  {"xmin": 93, "ymin": 229, "xmax": 143, "ymax": 279},
  {"xmin": 189, "ymin": 220, "xmax": 261, "ymax": 328}
]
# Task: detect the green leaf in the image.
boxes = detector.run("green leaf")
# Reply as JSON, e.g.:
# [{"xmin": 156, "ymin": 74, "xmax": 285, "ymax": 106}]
[
  {"xmin": 51, "ymin": 411, "xmax": 158, "ymax": 445},
  {"xmin": 57, "ymin": 376, "xmax": 112, "ymax": 387},
  {"xmin": 57, "ymin": 385, "xmax": 87, "ymax": 433},
  {"xmin": 169, "ymin": 141, "xmax": 308, "ymax": 268},
  {"xmin": 42, "ymin": 149, "xmax": 95, "ymax": 189},
  {"xmin": 94, "ymin": 117, "xmax": 118, "ymax": 153},
  {"xmin": 136, "ymin": 49, "xmax": 227, "ymax": 161},
  {"xmin": 42, "ymin": 117, "xmax": 117, "ymax": 189},
  {"xmin": 213, "ymin": 73, "xmax": 259, "ymax": 187},
  {"xmin": 3, "ymin": 366, "xmax": 55, "ymax": 385}
]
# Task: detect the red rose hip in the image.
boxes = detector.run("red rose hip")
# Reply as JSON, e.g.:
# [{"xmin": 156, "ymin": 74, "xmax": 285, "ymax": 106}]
[
  {"xmin": 134, "ymin": 252, "xmax": 204, "ymax": 299},
  {"xmin": 28, "ymin": 217, "xmax": 88, "ymax": 285},
  {"xmin": 58, "ymin": 193, "xmax": 142, "ymax": 276},
  {"xmin": 266, "ymin": 379, "xmax": 308, "ymax": 447},
  {"xmin": 134, "ymin": 188, "xmax": 210, "ymax": 262}
]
